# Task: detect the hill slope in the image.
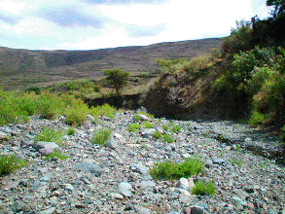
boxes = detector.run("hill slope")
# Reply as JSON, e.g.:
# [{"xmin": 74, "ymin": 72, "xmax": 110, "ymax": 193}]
[{"xmin": 0, "ymin": 38, "xmax": 222, "ymax": 90}]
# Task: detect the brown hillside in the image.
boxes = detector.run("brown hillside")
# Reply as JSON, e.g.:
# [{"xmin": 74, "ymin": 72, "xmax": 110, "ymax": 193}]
[{"xmin": 0, "ymin": 38, "xmax": 222, "ymax": 90}]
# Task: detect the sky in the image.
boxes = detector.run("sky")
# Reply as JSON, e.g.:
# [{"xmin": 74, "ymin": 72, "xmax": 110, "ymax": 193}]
[{"xmin": 0, "ymin": 0, "xmax": 272, "ymax": 50}]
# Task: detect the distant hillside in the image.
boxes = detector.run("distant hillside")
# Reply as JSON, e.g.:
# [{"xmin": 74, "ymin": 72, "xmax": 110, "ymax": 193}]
[{"xmin": 0, "ymin": 38, "xmax": 222, "ymax": 90}]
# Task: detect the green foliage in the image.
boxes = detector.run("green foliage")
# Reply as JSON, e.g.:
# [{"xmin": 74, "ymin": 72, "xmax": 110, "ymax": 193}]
[
  {"xmin": 249, "ymin": 111, "xmax": 266, "ymax": 127},
  {"xmin": 156, "ymin": 58, "xmax": 188, "ymax": 73},
  {"xmin": 191, "ymin": 180, "xmax": 216, "ymax": 196},
  {"xmin": 66, "ymin": 99, "xmax": 89, "ymax": 126},
  {"xmin": 27, "ymin": 87, "xmax": 41, "ymax": 95},
  {"xmin": 152, "ymin": 131, "xmax": 162, "ymax": 139},
  {"xmin": 34, "ymin": 127, "xmax": 64, "ymax": 146},
  {"xmin": 0, "ymin": 155, "xmax": 27, "ymax": 176},
  {"xmin": 162, "ymin": 134, "xmax": 175, "ymax": 143},
  {"xmin": 162, "ymin": 125, "xmax": 169, "ymax": 131},
  {"xmin": 149, "ymin": 157, "xmax": 205, "ymax": 180},
  {"xmin": 127, "ymin": 123, "xmax": 141, "ymax": 132},
  {"xmin": 103, "ymin": 68, "xmax": 130, "ymax": 96},
  {"xmin": 141, "ymin": 144, "xmax": 146, "ymax": 149},
  {"xmin": 91, "ymin": 128, "xmax": 112, "ymax": 146},
  {"xmin": 142, "ymin": 121, "xmax": 154, "ymax": 128},
  {"xmin": 90, "ymin": 104, "xmax": 117, "ymax": 119},
  {"xmin": 67, "ymin": 127, "xmax": 75, "ymax": 135},
  {"xmin": 221, "ymin": 20, "xmax": 253, "ymax": 55},
  {"xmin": 45, "ymin": 149, "xmax": 69, "ymax": 160},
  {"xmin": 171, "ymin": 124, "xmax": 181, "ymax": 133}
]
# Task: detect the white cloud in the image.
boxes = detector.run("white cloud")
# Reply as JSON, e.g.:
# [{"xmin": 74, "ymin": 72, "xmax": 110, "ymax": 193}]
[
  {"xmin": 0, "ymin": 0, "xmax": 27, "ymax": 14},
  {"xmin": 0, "ymin": 0, "xmax": 273, "ymax": 50}
]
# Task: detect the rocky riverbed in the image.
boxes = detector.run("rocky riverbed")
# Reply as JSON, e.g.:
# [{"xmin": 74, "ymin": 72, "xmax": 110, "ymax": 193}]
[{"xmin": 0, "ymin": 108, "xmax": 284, "ymax": 214}]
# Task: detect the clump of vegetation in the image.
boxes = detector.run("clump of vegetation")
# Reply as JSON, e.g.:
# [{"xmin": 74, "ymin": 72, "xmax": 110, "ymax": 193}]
[
  {"xmin": 90, "ymin": 104, "xmax": 117, "ymax": 119},
  {"xmin": 191, "ymin": 180, "xmax": 216, "ymax": 196},
  {"xmin": 149, "ymin": 157, "xmax": 204, "ymax": 180},
  {"xmin": 45, "ymin": 149, "xmax": 69, "ymax": 160},
  {"xmin": 34, "ymin": 127, "xmax": 64, "ymax": 146},
  {"xmin": 162, "ymin": 125, "xmax": 169, "ymax": 131},
  {"xmin": 91, "ymin": 128, "xmax": 112, "ymax": 146},
  {"xmin": 162, "ymin": 134, "xmax": 175, "ymax": 143},
  {"xmin": 152, "ymin": 131, "xmax": 162, "ymax": 139},
  {"xmin": 103, "ymin": 68, "xmax": 130, "ymax": 97},
  {"xmin": 142, "ymin": 121, "xmax": 154, "ymax": 128},
  {"xmin": 0, "ymin": 155, "xmax": 27, "ymax": 176},
  {"xmin": 127, "ymin": 123, "xmax": 141, "ymax": 132},
  {"xmin": 67, "ymin": 127, "xmax": 75, "ymax": 135},
  {"xmin": 141, "ymin": 144, "xmax": 146, "ymax": 149},
  {"xmin": 171, "ymin": 124, "xmax": 181, "ymax": 133}
]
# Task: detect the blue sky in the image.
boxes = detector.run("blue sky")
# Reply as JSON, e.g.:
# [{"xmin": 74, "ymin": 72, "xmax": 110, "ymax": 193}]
[{"xmin": 0, "ymin": 0, "xmax": 272, "ymax": 50}]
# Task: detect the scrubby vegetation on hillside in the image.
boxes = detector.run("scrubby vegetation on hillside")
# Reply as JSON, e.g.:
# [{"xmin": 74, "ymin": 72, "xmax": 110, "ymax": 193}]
[{"xmin": 141, "ymin": 1, "xmax": 284, "ymax": 132}]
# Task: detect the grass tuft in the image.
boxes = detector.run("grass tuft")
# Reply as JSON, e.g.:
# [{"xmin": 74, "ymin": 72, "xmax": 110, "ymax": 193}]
[
  {"xmin": 191, "ymin": 180, "xmax": 216, "ymax": 196},
  {"xmin": 162, "ymin": 134, "xmax": 175, "ymax": 143},
  {"xmin": 0, "ymin": 155, "xmax": 27, "ymax": 176},
  {"xmin": 45, "ymin": 149, "xmax": 69, "ymax": 160},
  {"xmin": 152, "ymin": 131, "xmax": 162, "ymax": 139},
  {"xmin": 91, "ymin": 128, "xmax": 112, "ymax": 146},
  {"xmin": 34, "ymin": 127, "xmax": 64, "ymax": 146},
  {"xmin": 127, "ymin": 123, "xmax": 141, "ymax": 132},
  {"xmin": 149, "ymin": 157, "xmax": 204, "ymax": 180}
]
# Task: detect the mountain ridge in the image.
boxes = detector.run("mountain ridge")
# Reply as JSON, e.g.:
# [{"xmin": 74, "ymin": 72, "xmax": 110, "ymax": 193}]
[{"xmin": 0, "ymin": 37, "xmax": 222, "ymax": 90}]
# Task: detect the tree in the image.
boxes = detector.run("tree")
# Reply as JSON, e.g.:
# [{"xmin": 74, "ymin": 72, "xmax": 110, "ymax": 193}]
[
  {"xmin": 266, "ymin": 0, "xmax": 285, "ymax": 18},
  {"xmin": 103, "ymin": 68, "xmax": 130, "ymax": 96}
]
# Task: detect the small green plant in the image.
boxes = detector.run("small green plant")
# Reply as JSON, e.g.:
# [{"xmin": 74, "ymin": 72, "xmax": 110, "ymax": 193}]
[
  {"xmin": 0, "ymin": 155, "xmax": 27, "ymax": 176},
  {"xmin": 191, "ymin": 180, "xmax": 216, "ymax": 196},
  {"xmin": 229, "ymin": 158, "xmax": 243, "ymax": 167},
  {"xmin": 142, "ymin": 121, "xmax": 154, "ymax": 128},
  {"xmin": 45, "ymin": 149, "xmax": 69, "ymax": 160},
  {"xmin": 34, "ymin": 127, "xmax": 64, "ymax": 146},
  {"xmin": 149, "ymin": 157, "xmax": 204, "ymax": 180},
  {"xmin": 92, "ymin": 128, "xmax": 112, "ymax": 146},
  {"xmin": 134, "ymin": 114, "xmax": 140, "ymax": 121},
  {"xmin": 4, "ymin": 135, "xmax": 10, "ymax": 141},
  {"xmin": 152, "ymin": 131, "xmax": 162, "ymax": 139},
  {"xmin": 203, "ymin": 132, "xmax": 210, "ymax": 138},
  {"xmin": 162, "ymin": 125, "xmax": 169, "ymax": 131},
  {"xmin": 171, "ymin": 124, "xmax": 181, "ymax": 133},
  {"xmin": 67, "ymin": 127, "xmax": 75, "ymax": 135},
  {"xmin": 234, "ymin": 145, "xmax": 241, "ymax": 151},
  {"xmin": 220, "ymin": 150, "xmax": 225, "ymax": 157},
  {"xmin": 141, "ymin": 144, "xmax": 146, "ymax": 149},
  {"xmin": 162, "ymin": 134, "xmax": 175, "ymax": 143},
  {"xmin": 127, "ymin": 123, "xmax": 141, "ymax": 132}
]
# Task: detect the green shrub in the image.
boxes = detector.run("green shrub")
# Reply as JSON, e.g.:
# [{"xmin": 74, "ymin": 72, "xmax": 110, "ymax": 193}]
[
  {"xmin": 191, "ymin": 180, "xmax": 216, "ymax": 196},
  {"xmin": 162, "ymin": 125, "xmax": 169, "ymax": 131},
  {"xmin": 90, "ymin": 104, "xmax": 117, "ymax": 119},
  {"xmin": 127, "ymin": 123, "xmax": 141, "ymax": 132},
  {"xmin": 67, "ymin": 127, "xmax": 75, "ymax": 135},
  {"xmin": 91, "ymin": 128, "xmax": 112, "ymax": 146},
  {"xmin": 171, "ymin": 124, "xmax": 181, "ymax": 133},
  {"xmin": 281, "ymin": 125, "xmax": 285, "ymax": 142},
  {"xmin": 34, "ymin": 127, "xmax": 64, "ymax": 146},
  {"xmin": 249, "ymin": 111, "xmax": 266, "ymax": 127},
  {"xmin": 65, "ymin": 100, "xmax": 89, "ymax": 126},
  {"xmin": 152, "ymin": 131, "xmax": 162, "ymax": 139},
  {"xmin": 0, "ymin": 155, "xmax": 27, "ymax": 176},
  {"xmin": 45, "ymin": 149, "xmax": 69, "ymax": 160},
  {"xmin": 142, "ymin": 121, "xmax": 154, "ymax": 128},
  {"xmin": 149, "ymin": 157, "xmax": 204, "ymax": 180},
  {"xmin": 162, "ymin": 134, "xmax": 175, "ymax": 143},
  {"xmin": 141, "ymin": 144, "xmax": 146, "ymax": 149}
]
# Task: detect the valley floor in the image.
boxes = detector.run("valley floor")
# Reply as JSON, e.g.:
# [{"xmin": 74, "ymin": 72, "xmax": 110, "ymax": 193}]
[{"xmin": 0, "ymin": 109, "xmax": 284, "ymax": 214}]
